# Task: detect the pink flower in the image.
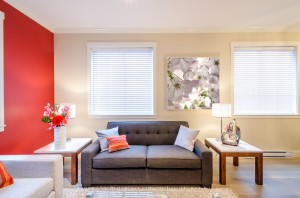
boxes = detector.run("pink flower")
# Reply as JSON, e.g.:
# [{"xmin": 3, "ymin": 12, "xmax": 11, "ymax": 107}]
[
  {"xmin": 61, "ymin": 105, "xmax": 71, "ymax": 119},
  {"xmin": 43, "ymin": 103, "xmax": 53, "ymax": 117}
]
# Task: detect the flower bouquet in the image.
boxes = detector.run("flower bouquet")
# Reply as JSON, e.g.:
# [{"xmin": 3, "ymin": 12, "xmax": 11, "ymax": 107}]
[
  {"xmin": 41, "ymin": 103, "xmax": 72, "ymax": 130},
  {"xmin": 42, "ymin": 103, "xmax": 73, "ymax": 149}
]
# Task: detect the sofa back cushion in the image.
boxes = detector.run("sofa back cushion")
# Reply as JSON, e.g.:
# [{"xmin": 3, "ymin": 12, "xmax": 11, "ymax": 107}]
[{"xmin": 107, "ymin": 121, "xmax": 189, "ymax": 145}]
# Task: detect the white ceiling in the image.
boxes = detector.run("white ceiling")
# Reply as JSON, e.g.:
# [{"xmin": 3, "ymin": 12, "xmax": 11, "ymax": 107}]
[{"xmin": 4, "ymin": 0, "xmax": 300, "ymax": 33}]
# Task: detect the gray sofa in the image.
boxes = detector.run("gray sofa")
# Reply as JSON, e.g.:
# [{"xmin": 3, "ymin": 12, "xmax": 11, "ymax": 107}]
[{"xmin": 81, "ymin": 121, "xmax": 213, "ymax": 188}]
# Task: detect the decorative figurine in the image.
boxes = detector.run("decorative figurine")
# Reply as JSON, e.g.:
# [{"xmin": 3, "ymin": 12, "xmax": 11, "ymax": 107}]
[{"xmin": 221, "ymin": 119, "xmax": 241, "ymax": 146}]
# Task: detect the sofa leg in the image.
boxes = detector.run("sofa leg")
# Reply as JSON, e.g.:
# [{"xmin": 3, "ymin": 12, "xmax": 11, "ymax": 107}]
[{"xmin": 201, "ymin": 184, "xmax": 212, "ymax": 189}]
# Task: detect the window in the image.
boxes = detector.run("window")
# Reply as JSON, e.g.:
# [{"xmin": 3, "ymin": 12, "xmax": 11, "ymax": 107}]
[
  {"xmin": 232, "ymin": 42, "xmax": 299, "ymax": 116},
  {"xmin": 0, "ymin": 12, "xmax": 4, "ymax": 132},
  {"xmin": 88, "ymin": 42, "xmax": 156, "ymax": 117}
]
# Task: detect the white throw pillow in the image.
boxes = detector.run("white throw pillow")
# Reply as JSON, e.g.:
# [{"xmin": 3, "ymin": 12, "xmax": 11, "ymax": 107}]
[
  {"xmin": 174, "ymin": 125, "xmax": 200, "ymax": 151},
  {"xmin": 95, "ymin": 127, "xmax": 119, "ymax": 152}
]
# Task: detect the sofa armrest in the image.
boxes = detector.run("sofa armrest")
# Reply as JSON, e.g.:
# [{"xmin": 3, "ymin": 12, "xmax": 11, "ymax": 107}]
[
  {"xmin": 81, "ymin": 139, "xmax": 100, "ymax": 187},
  {"xmin": 194, "ymin": 139, "xmax": 213, "ymax": 187},
  {"xmin": 0, "ymin": 154, "xmax": 63, "ymax": 198}
]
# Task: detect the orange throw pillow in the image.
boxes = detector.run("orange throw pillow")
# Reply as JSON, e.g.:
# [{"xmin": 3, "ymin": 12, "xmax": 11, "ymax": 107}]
[
  {"xmin": 0, "ymin": 161, "xmax": 14, "ymax": 188},
  {"xmin": 106, "ymin": 135, "xmax": 130, "ymax": 152}
]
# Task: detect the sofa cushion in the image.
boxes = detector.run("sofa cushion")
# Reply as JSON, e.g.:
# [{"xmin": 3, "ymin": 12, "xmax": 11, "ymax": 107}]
[
  {"xmin": 147, "ymin": 145, "xmax": 201, "ymax": 169},
  {"xmin": 174, "ymin": 125, "xmax": 199, "ymax": 151},
  {"xmin": 106, "ymin": 135, "xmax": 130, "ymax": 152},
  {"xmin": 96, "ymin": 127, "xmax": 119, "ymax": 152},
  {"xmin": 93, "ymin": 145, "xmax": 147, "ymax": 168},
  {"xmin": 107, "ymin": 121, "xmax": 189, "ymax": 145},
  {"xmin": 0, "ymin": 178, "xmax": 53, "ymax": 198}
]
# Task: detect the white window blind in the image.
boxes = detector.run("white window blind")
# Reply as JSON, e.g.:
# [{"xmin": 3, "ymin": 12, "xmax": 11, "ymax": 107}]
[
  {"xmin": 88, "ymin": 43, "xmax": 155, "ymax": 117},
  {"xmin": 233, "ymin": 46, "xmax": 298, "ymax": 116}
]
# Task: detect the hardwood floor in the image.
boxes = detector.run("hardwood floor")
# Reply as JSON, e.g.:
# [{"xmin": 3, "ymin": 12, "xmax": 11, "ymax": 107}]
[
  {"xmin": 63, "ymin": 156, "xmax": 300, "ymax": 197},
  {"xmin": 212, "ymin": 155, "xmax": 300, "ymax": 198}
]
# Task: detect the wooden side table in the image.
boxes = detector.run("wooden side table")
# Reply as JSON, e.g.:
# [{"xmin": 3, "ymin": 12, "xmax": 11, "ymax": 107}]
[
  {"xmin": 34, "ymin": 138, "xmax": 92, "ymax": 185},
  {"xmin": 205, "ymin": 138, "xmax": 263, "ymax": 185}
]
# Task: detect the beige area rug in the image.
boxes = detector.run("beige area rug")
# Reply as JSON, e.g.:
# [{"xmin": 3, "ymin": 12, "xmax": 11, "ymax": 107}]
[{"xmin": 63, "ymin": 186, "xmax": 238, "ymax": 198}]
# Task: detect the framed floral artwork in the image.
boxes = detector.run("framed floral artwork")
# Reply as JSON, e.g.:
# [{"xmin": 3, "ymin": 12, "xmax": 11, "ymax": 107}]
[{"xmin": 167, "ymin": 57, "xmax": 219, "ymax": 110}]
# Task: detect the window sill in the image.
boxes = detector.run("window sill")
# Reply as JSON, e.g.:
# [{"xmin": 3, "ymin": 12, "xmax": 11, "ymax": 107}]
[
  {"xmin": 233, "ymin": 115, "xmax": 300, "ymax": 119},
  {"xmin": 89, "ymin": 114, "xmax": 158, "ymax": 119}
]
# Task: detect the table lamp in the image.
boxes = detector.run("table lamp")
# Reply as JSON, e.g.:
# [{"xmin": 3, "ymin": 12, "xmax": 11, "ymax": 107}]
[{"xmin": 212, "ymin": 103, "xmax": 231, "ymax": 137}]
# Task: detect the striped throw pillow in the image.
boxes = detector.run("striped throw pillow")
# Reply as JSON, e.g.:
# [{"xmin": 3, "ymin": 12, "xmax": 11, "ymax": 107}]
[
  {"xmin": 0, "ymin": 161, "xmax": 14, "ymax": 188},
  {"xmin": 106, "ymin": 135, "xmax": 130, "ymax": 152}
]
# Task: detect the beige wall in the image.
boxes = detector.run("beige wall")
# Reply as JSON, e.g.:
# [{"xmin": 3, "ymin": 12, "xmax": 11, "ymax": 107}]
[{"xmin": 54, "ymin": 32, "xmax": 300, "ymax": 155}]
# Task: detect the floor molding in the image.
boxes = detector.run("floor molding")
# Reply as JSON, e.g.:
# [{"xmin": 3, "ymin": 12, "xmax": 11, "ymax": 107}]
[{"xmin": 291, "ymin": 150, "xmax": 300, "ymax": 157}]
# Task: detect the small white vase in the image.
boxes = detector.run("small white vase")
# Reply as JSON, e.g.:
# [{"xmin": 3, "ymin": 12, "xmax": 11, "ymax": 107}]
[{"xmin": 54, "ymin": 126, "xmax": 67, "ymax": 149}]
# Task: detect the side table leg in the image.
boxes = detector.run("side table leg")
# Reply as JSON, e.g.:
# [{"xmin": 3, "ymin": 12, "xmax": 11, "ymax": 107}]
[
  {"xmin": 255, "ymin": 153, "xmax": 263, "ymax": 185},
  {"xmin": 233, "ymin": 157, "xmax": 239, "ymax": 166},
  {"xmin": 71, "ymin": 154, "xmax": 78, "ymax": 185},
  {"xmin": 219, "ymin": 153, "xmax": 226, "ymax": 185}
]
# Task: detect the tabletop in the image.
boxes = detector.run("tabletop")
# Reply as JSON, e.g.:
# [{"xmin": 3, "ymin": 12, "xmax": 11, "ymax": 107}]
[
  {"xmin": 205, "ymin": 138, "xmax": 262, "ymax": 153},
  {"xmin": 34, "ymin": 138, "xmax": 93, "ymax": 154}
]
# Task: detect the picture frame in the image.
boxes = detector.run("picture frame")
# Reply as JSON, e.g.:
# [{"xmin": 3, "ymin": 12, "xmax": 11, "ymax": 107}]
[{"xmin": 167, "ymin": 57, "xmax": 220, "ymax": 110}]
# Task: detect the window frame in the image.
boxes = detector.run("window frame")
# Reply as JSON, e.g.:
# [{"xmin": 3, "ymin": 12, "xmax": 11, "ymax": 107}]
[
  {"xmin": 231, "ymin": 42, "xmax": 300, "ymax": 118},
  {"xmin": 87, "ymin": 42, "xmax": 157, "ymax": 118},
  {"xmin": 0, "ymin": 12, "xmax": 4, "ymax": 132}
]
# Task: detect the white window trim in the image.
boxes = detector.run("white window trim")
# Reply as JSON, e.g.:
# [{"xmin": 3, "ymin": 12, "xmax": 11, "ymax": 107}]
[
  {"xmin": 87, "ymin": 42, "xmax": 157, "ymax": 118},
  {"xmin": 231, "ymin": 42, "xmax": 300, "ymax": 119},
  {"xmin": 0, "ymin": 12, "xmax": 4, "ymax": 132}
]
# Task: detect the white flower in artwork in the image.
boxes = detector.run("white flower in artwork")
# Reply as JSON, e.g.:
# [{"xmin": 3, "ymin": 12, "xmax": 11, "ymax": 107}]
[
  {"xmin": 183, "ymin": 71, "xmax": 196, "ymax": 81},
  {"xmin": 183, "ymin": 61, "xmax": 199, "ymax": 80},
  {"xmin": 185, "ymin": 101, "xmax": 192, "ymax": 109},
  {"xmin": 186, "ymin": 87, "xmax": 212, "ymax": 109},
  {"xmin": 182, "ymin": 80, "xmax": 199, "ymax": 97},
  {"xmin": 208, "ymin": 84, "xmax": 219, "ymax": 103},
  {"xmin": 205, "ymin": 57, "xmax": 219, "ymax": 67},
  {"xmin": 171, "ymin": 68, "xmax": 184, "ymax": 80},
  {"xmin": 168, "ymin": 80, "xmax": 184, "ymax": 103},
  {"xmin": 179, "ymin": 58, "xmax": 192, "ymax": 73},
  {"xmin": 208, "ymin": 75, "xmax": 219, "ymax": 85},
  {"xmin": 170, "ymin": 58, "xmax": 196, "ymax": 76},
  {"xmin": 192, "ymin": 64, "xmax": 209, "ymax": 88},
  {"xmin": 204, "ymin": 96, "xmax": 212, "ymax": 108},
  {"xmin": 188, "ymin": 87, "xmax": 199, "ymax": 101},
  {"xmin": 168, "ymin": 58, "xmax": 181, "ymax": 68},
  {"xmin": 172, "ymin": 102, "xmax": 182, "ymax": 110},
  {"xmin": 177, "ymin": 97, "xmax": 193, "ymax": 109},
  {"xmin": 196, "ymin": 64, "xmax": 209, "ymax": 77},
  {"xmin": 209, "ymin": 64, "xmax": 219, "ymax": 77}
]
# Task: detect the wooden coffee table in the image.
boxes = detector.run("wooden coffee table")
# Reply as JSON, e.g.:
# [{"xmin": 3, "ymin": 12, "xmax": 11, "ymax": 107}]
[
  {"xmin": 34, "ymin": 138, "xmax": 92, "ymax": 185},
  {"xmin": 205, "ymin": 138, "xmax": 263, "ymax": 185}
]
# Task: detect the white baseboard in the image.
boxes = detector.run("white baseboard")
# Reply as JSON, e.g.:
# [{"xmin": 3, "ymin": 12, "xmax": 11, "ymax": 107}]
[
  {"xmin": 263, "ymin": 150, "xmax": 292, "ymax": 157},
  {"xmin": 263, "ymin": 150, "xmax": 300, "ymax": 158},
  {"xmin": 291, "ymin": 150, "xmax": 300, "ymax": 157}
]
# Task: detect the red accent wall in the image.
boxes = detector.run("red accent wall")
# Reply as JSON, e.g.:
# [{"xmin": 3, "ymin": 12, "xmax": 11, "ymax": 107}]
[{"xmin": 0, "ymin": 1, "xmax": 54, "ymax": 154}]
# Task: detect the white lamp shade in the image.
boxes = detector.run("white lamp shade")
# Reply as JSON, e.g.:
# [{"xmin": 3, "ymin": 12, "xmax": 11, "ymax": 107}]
[{"xmin": 212, "ymin": 103, "xmax": 231, "ymax": 118}]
